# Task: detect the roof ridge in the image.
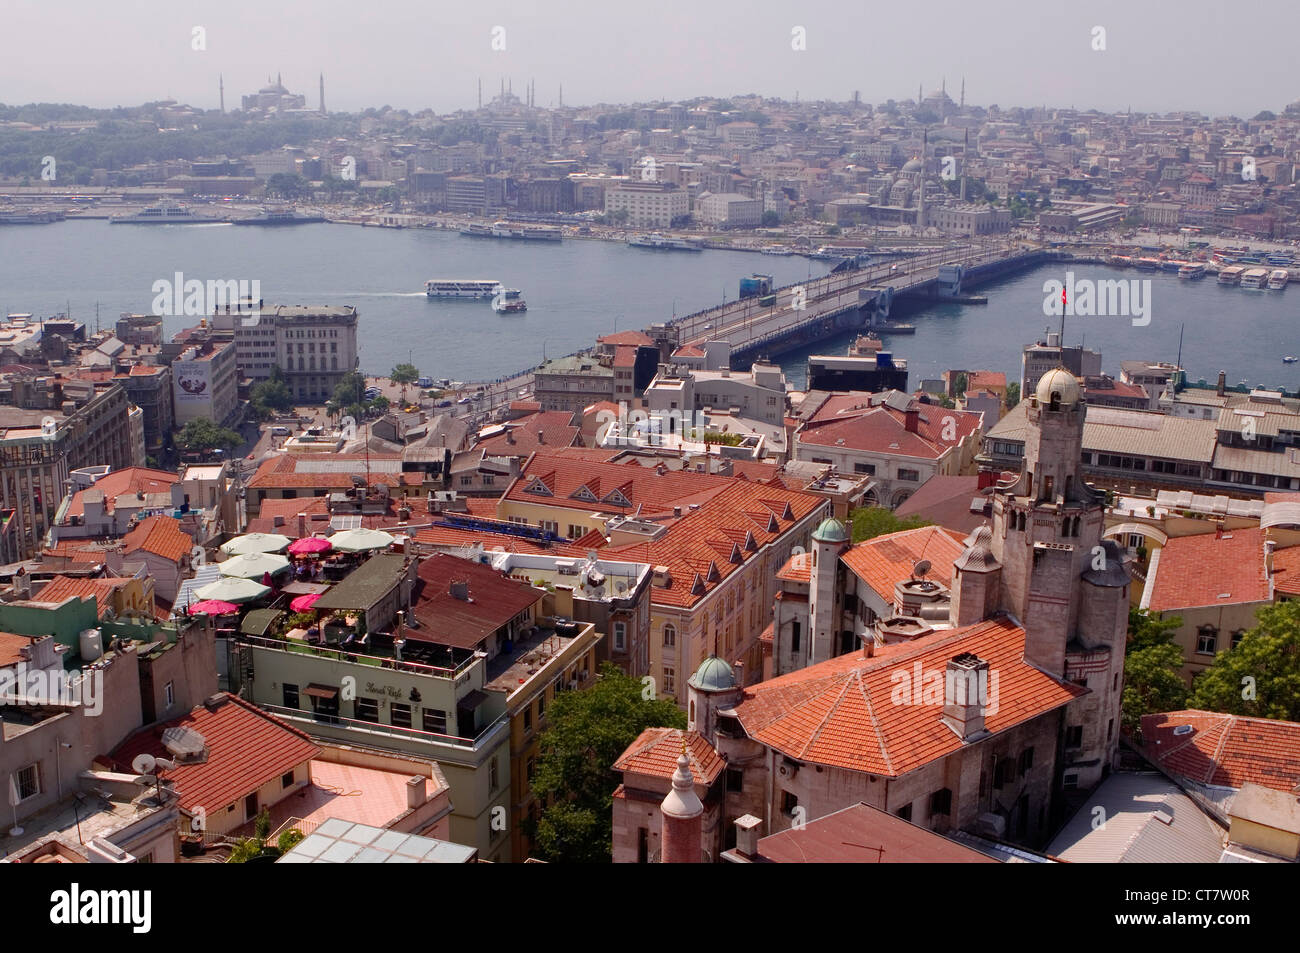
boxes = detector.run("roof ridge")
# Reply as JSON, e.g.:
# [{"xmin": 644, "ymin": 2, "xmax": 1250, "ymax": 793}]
[
  {"xmin": 855, "ymin": 668, "xmax": 894, "ymax": 775},
  {"xmin": 1205, "ymin": 714, "xmax": 1237, "ymax": 784}
]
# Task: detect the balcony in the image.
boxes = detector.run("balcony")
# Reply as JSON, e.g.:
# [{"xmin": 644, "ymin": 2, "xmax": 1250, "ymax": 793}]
[
  {"xmin": 237, "ymin": 632, "xmax": 478, "ymax": 680},
  {"xmin": 259, "ymin": 703, "xmax": 505, "ymax": 757}
]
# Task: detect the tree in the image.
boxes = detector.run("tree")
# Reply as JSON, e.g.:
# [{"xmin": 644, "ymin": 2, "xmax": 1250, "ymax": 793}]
[
  {"xmin": 1190, "ymin": 601, "xmax": 1300, "ymax": 721},
  {"xmin": 265, "ymin": 172, "xmax": 309, "ymax": 200},
  {"xmin": 1122, "ymin": 608, "xmax": 1188, "ymax": 733},
  {"xmin": 529, "ymin": 663, "xmax": 685, "ymax": 862},
  {"xmin": 1253, "ymin": 110, "xmax": 1276, "ymax": 122},
  {"xmin": 368, "ymin": 395, "xmax": 390, "ymax": 415},
  {"xmin": 332, "ymin": 370, "xmax": 366, "ymax": 408},
  {"xmin": 250, "ymin": 366, "xmax": 294, "ymax": 418},
  {"xmin": 953, "ymin": 373, "xmax": 968, "ymax": 398},
  {"xmin": 1005, "ymin": 382, "xmax": 1021, "ymax": 410},
  {"xmin": 390, "ymin": 362, "xmax": 418, "ymax": 403},
  {"xmin": 848, "ymin": 506, "xmax": 932, "ymax": 543},
  {"xmin": 178, "ymin": 417, "xmax": 242, "ymax": 455},
  {"xmin": 761, "ymin": 210, "xmax": 781, "ymax": 227}
]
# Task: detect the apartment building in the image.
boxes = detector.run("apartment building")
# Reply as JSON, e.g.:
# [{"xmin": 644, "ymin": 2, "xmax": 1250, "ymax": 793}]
[
  {"xmin": 605, "ymin": 182, "xmax": 689, "ymax": 228},
  {"xmin": 211, "ymin": 303, "xmax": 359, "ymax": 403}
]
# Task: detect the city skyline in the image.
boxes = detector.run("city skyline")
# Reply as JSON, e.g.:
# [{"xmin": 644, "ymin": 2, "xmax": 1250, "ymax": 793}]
[{"xmin": 2, "ymin": 0, "xmax": 1297, "ymax": 118}]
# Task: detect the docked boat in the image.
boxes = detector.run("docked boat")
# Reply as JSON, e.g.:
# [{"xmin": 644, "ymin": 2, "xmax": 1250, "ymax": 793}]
[
  {"xmin": 627, "ymin": 233, "xmax": 703, "ymax": 252},
  {"xmin": 425, "ymin": 279, "xmax": 505, "ymax": 298},
  {"xmin": 1108, "ymin": 255, "xmax": 1132, "ymax": 268},
  {"xmin": 0, "ymin": 209, "xmax": 63, "ymax": 224},
  {"xmin": 1240, "ymin": 268, "xmax": 1269, "ymax": 289},
  {"xmin": 492, "ymin": 297, "xmax": 528, "ymax": 313},
  {"xmin": 110, "ymin": 203, "xmax": 198, "ymax": 224},
  {"xmin": 1217, "ymin": 265, "xmax": 1245, "ymax": 286},
  {"xmin": 1178, "ymin": 263, "xmax": 1207, "ymax": 280},
  {"xmin": 1134, "ymin": 257, "xmax": 1160, "ymax": 272},
  {"xmin": 235, "ymin": 207, "xmax": 325, "ymax": 225},
  {"xmin": 761, "ymin": 246, "xmax": 794, "ymax": 255},
  {"xmin": 460, "ymin": 221, "xmax": 562, "ymax": 241},
  {"xmin": 1268, "ymin": 269, "xmax": 1289, "ymax": 290}
]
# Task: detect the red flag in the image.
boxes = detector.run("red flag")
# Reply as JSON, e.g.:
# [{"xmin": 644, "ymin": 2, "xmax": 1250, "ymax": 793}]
[{"xmin": 1061, "ymin": 287, "xmax": 1067, "ymax": 307}]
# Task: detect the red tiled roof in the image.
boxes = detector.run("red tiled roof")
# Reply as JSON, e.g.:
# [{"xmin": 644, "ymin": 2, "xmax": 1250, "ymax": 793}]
[
  {"xmin": 34, "ymin": 576, "xmax": 137, "ymax": 619},
  {"xmin": 407, "ymin": 553, "xmax": 544, "ymax": 649},
  {"xmin": 894, "ymin": 475, "xmax": 989, "ymax": 536},
  {"xmin": 602, "ymin": 481, "xmax": 826, "ymax": 609},
  {"xmin": 65, "ymin": 466, "xmax": 179, "ymax": 518},
  {"xmin": 508, "ymin": 399, "xmax": 542, "ymax": 413},
  {"xmin": 121, "ymin": 515, "xmax": 192, "ymax": 563},
  {"xmin": 247, "ymin": 454, "xmax": 424, "ymax": 490},
  {"xmin": 42, "ymin": 539, "xmax": 113, "ymax": 566},
  {"xmin": 733, "ymin": 616, "xmax": 1085, "ymax": 776},
  {"xmin": 798, "ymin": 402, "xmax": 981, "ymax": 460},
  {"xmin": 0, "ymin": 632, "xmax": 32, "ymax": 668},
  {"xmin": 966, "ymin": 371, "xmax": 1006, "ymax": 393},
  {"xmin": 613, "ymin": 345, "xmax": 637, "ymax": 369},
  {"xmin": 413, "ymin": 525, "xmax": 588, "ymax": 557},
  {"xmin": 598, "ymin": 330, "xmax": 655, "ymax": 347},
  {"xmin": 1271, "ymin": 545, "xmax": 1300, "ymax": 597},
  {"xmin": 840, "ymin": 525, "xmax": 967, "ymax": 598},
  {"xmin": 475, "ymin": 411, "xmax": 580, "ymax": 456},
  {"xmin": 671, "ymin": 345, "xmax": 706, "ymax": 359},
  {"xmin": 776, "ymin": 551, "xmax": 813, "ymax": 582},
  {"xmin": 613, "ymin": 728, "xmax": 724, "ymax": 785},
  {"xmin": 109, "ymin": 693, "xmax": 320, "ymax": 817},
  {"xmin": 1145, "ymin": 528, "xmax": 1271, "ymax": 612},
  {"xmin": 753, "ymin": 801, "xmax": 998, "ymax": 863},
  {"xmin": 1140, "ymin": 710, "xmax": 1300, "ymax": 793}
]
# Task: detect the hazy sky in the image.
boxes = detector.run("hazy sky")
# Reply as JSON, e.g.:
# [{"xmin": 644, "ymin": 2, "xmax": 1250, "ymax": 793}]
[{"xmin": 3, "ymin": 0, "xmax": 1297, "ymax": 117}]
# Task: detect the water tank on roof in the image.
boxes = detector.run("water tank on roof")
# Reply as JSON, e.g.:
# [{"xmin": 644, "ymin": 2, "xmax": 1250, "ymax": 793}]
[{"xmin": 79, "ymin": 628, "xmax": 103, "ymax": 662}]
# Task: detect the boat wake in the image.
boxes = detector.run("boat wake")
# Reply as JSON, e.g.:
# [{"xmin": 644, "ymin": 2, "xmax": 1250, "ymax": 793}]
[{"xmin": 275, "ymin": 291, "xmax": 428, "ymax": 297}]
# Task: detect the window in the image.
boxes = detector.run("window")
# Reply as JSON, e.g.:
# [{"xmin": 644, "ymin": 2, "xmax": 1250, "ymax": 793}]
[
  {"xmin": 613, "ymin": 621, "xmax": 626, "ymax": 652},
  {"xmin": 1196, "ymin": 626, "xmax": 1218, "ymax": 655},
  {"xmin": 1018, "ymin": 747, "xmax": 1034, "ymax": 776},
  {"xmin": 1063, "ymin": 773, "xmax": 1079, "ymax": 790},
  {"xmin": 164, "ymin": 681, "xmax": 175, "ymax": 709},
  {"xmin": 994, "ymin": 757, "xmax": 1017, "ymax": 788},
  {"xmin": 791, "ymin": 619, "xmax": 801, "ymax": 653},
  {"xmin": 526, "ymin": 757, "xmax": 536, "ymax": 782},
  {"xmin": 421, "ymin": 708, "xmax": 448, "ymax": 736},
  {"xmin": 567, "ymin": 524, "xmax": 585, "ymax": 539},
  {"xmin": 896, "ymin": 802, "xmax": 912, "ymax": 821},
  {"xmin": 540, "ymin": 520, "xmax": 559, "ymax": 535},
  {"xmin": 283, "ymin": 683, "xmax": 300, "ymax": 709},
  {"xmin": 929, "ymin": 788, "xmax": 952, "ymax": 816},
  {"xmin": 663, "ymin": 623, "xmax": 676, "ymax": 647},
  {"xmin": 853, "ymin": 462, "xmax": 876, "ymax": 475},
  {"xmin": 15, "ymin": 764, "xmax": 39, "ymax": 801},
  {"xmin": 356, "ymin": 697, "xmax": 380, "ymax": 723},
  {"xmin": 1065, "ymin": 725, "xmax": 1084, "ymax": 749},
  {"xmin": 898, "ymin": 468, "xmax": 920, "ymax": 482},
  {"xmin": 781, "ymin": 790, "xmax": 799, "ymax": 816},
  {"xmin": 390, "ymin": 703, "xmax": 412, "ymax": 729},
  {"xmin": 727, "ymin": 768, "xmax": 744, "ymax": 792},
  {"xmin": 537, "ymin": 694, "xmax": 545, "ymax": 719},
  {"xmin": 281, "ymin": 770, "xmax": 295, "ymax": 790},
  {"xmin": 1230, "ymin": 629, "xmax": 1247, "ymax": 649},
  {"xmin": 663, "ymin": 667, "xmax": 675, "ymax": 695}
]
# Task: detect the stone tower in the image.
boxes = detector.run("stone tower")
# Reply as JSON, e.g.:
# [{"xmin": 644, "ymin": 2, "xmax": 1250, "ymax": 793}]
[
  {"xmin": 660, "ymin": 741, "xmax": 703, "ymax": 863},
  {"xmin": 808, "ymin": 517, "xmax": 849, "ymax": 665},
  {"xmin": 950, "ymin": 525, "xmax": 1002, "ymax": 627},
  {"xmin": 986, "ymin": 366, "xmax": 1128, "ymax": 785},
  {"xmin": 687, "ymin": 656, "xmax": 743, "ymax": 746}
]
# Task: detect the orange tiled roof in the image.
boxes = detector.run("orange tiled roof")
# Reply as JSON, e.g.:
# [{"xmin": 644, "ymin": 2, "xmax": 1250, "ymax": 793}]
[
  {"xmin": 475, "ymin": 411, "xmax": 580, "ymax": 456},
  {"xmin": 121, "ymin": 515, "xmax": 192, "ymax": 563},
  {"xmin": 1145, "ymin": 528, "xmax": 1271, "ymax": 612},
  {"xmin": 34, "ymin": 575, "xmax": 137, "ymax": 618},
  {"xmin": 798, "ymin": 402, "xmax": 981, "ymax": 460},
  {"xmin": 65, "ymin": 466, "xmax": 179, "ymax": 518},
  {"xmin": 598, "ymin": 330, "xmax": 655, "ymax": 347},
  {"xmin": 0, "ymin": 632, "xmax": 32, "ymax": 668},
  {"xmin": 614, "ymin": 728, "xmax": 724, "ymax": 785},
  {"xmin": 732, "ymin": 616, "xmax": 1085, "ymax": 777},
  {"xmin": 967, "ymin": 371, "xmax": 1006, "ymax": 393},
  {"xmin": 1140, "ymin": 710, "xmax": 1300, "ymax": 793},
  {"xmin": 602, "ymin": 480, "xmax": 826, "ymax": 609},
  {"xmin": 247, "ymin": 454, "xmax": 424, "ymax": 490},
  {"xmin": 109, "ymin": 693, "xmax": 320, "ymax": 818},
  {"xmin": 413, "ymin": 525, "xmax": 589, "ymax": 557},
  {"xmin": 776, "ymin": 551, "xmax": 813, "ymax": 582},
  {"xmin": 1269, "ymin": 545, "xmax": 1300, "ymax": 597},
  {"xmin": 840, "ymin": 525, "xmax": 967, "ymax": 598}
]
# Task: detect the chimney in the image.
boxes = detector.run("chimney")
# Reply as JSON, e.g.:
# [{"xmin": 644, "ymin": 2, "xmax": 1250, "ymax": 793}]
[
  {"xmin": 273, "ymin": 515, "xmax": 286, "ymax": 527},
  {"xmin": 732, "ymin": 660, "xmax": 744, "ymax": 686},
  {"xmin": 297, "ymin": 512, "xmax": 306, "ymax": 537},
  {"xmin": 1215, "ymin": 522, "xmax": 1224, "ymax": 539},
  {"xmin": 406, "ymin": 775, "xmax": 427, "ymax": 810},
  {"xmin": 537, "ymin": 430, "xmax": 545, "ymax": 445},
  {"xmin": 904, "ymin": 406, "xmax": 920, "ymax": 433},
  {"xmin": 506, "ymin": 429, "xmax": 515, "ymax": 444},
  {"xmin": 733, "ymin": 814, "xmax": 762, "ymax": 860},
  {"xmin": 1217, "ymin": 370, "xmax": 1226, "ymax": 397},
  {"xmin": 673, "ymin": 506, "xmax": 682, "ymax": 518},
  {"xmin": 1265, "ymin": 539, "xmax": 1276, "ymax": 576},
  {"xmin": 941, "ymin": 653, "xmax": 990, "ymax": 740},
  {"xmin": 450, "ymin": 580, "xmax": 469, "ymax": 600},
  {"xmin": 977, "ymin": 469, "xmax": 995, "ymax": 490},
  {"xmin": 861, "ymin": 633, "xmax": 875, "ymax": 658}
]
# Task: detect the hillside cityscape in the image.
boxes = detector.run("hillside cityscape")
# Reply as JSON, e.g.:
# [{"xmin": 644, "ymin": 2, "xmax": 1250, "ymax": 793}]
[{"xmin": 0, "ymin": 26, "xmax": 1296, "ymax": 911}]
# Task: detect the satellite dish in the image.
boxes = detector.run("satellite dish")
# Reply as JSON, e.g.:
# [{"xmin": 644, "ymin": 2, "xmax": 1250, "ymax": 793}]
[
  {"xmin": 791, "ymin": 545, "xmax": 805, "ymax": 557},
  {"xmin": 912, "ymin": 559, "xmax": 931, "ymax": 580}
]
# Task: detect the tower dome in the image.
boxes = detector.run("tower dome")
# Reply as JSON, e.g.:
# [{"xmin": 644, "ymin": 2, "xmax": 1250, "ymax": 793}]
[
  {"xmin": 900, "ymin": 156, "xmax": 924, "ymax": 174},
  {"xmin": 812, "ymin": 517, "xmax": 850, "ymax": 544},
  {"xmin": 689, "ymin": 654, "xmax": 737, "ymax": 692},
  {"xmin": 1035, "ymin": 367, "xmax": 1081, "ymax": 408}
]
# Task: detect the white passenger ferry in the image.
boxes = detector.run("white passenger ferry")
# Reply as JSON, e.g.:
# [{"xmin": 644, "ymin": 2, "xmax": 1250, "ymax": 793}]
[
  {"xmin": 1217, "ymin": 265, "xmax": 1245, "ymax": 286},
  {"xmin": 425, "ymin": 279, "xmax": 504, "ymax": 298},
  {"xmin": 1240, "ymin": 268, "xmax": 1269, "ymax": 289},
  {"xmin": 110, "ymin": 204, "xmax": 198, "ymax": 224},
  {"xmin": 1268, "ymin": 269, "xmax": 1290, "ymax": 290}
]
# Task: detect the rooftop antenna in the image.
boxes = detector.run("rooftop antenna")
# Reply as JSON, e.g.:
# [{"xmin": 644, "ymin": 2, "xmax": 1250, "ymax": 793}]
[{"xmin": 1174, "ymin": 323, "xmax": 1185, "ymax": 392}]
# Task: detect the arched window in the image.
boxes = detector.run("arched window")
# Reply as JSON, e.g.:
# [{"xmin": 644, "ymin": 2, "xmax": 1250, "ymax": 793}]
[
  {"xmin": 1072, "ymin": 516, "xmax": 1081, "ymax": 537},
  {"xmin": 689, "ymin": 700, "xmax": 695, "ymax": 724}
]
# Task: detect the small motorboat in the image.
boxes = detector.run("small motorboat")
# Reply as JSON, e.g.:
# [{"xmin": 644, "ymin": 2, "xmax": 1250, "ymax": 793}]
[{"xmin": 1284, "ymin": 356, "xmax": 1298, "ymax": 364}]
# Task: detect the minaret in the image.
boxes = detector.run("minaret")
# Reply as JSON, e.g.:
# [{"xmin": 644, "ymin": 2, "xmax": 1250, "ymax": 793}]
[
  {"xmin": 219, "ymin": 74, "xmax": 225, "ymax": 114},
  {"xmin": 960, "ymin": 128, "xmax": 968, "ymax": 202},
  {"xmin": 960, "ymin": 76, "xmax": 965, "ymax": 109},
  {"xmin": 559, "ymin": 83, "xmax": 563, "ymax": 107},
  {"xmin": 478, "ymin": 78, "xmax": 482, "ymax": 109},
  {"xmin": 660, "ymin": 737, "xmax": 703, "ymax": 864},
  {"xmin": 916, "ymin": 129, "xmax": 927, "ymax": 229},
  {"xmin": 918, "ymin": 82, "xmax": 923, "ymax": 105},
  {"xmin": 808, "ymin": 517, "xmax": 849, "ymax": 666},
  {"xmin": 277, "ymin": 72, "xmax": 282, "ymax": 88},
  {"xmin": 319, "ymin": 74, "xmax": 326, "ymax": 115}
]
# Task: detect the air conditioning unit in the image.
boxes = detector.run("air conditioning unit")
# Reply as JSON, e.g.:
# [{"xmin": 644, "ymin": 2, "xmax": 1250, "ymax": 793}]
[
  {"xmin": 577, "ymin": 671, "xmax": 589, "ymax": 682},
  {"xmin": 566, "ymin": 679, "xmax": 578, "ymax": 691}
]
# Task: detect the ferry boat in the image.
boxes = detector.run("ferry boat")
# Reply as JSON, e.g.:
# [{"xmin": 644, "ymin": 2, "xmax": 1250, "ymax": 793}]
[
  {"xmin": 110, "ymin": 204, "xmax": 198, "ymax": 224},
  {"xmin": 460, "ymin": 221, "xmax": 562, "ymax": 241},
  {"xmin": 761, "ymin": 246, "xmax": 794, "ymax": 255},
  {"xmin": 1178, "ymin": 263, "xmax": 1207, "ymax": 280},
  {"xmin": 1108, "ymin": 255, "xmax": 1132, "ymax": 268},
  {"xmin": 425, "ymin": 279, "xmax": 505, "ymax": 298},
  {"xmin": 627, "ymin": 233, "xmax": 703, "ymax": 252},
  {"xmin": 1284, "ymin": 356, "xmax": 1298, "ymax": 364},
  {"xmin": 235, "ymin": 207, "xmax": 325, "ymax": 225},
  {"xmin": 1134, "ymin": 257, "xmax": 1161, "ymax": 272},
  {"xmin": 0, "ymin": 209, "xmax": 63, "ymax": 224},
  {"xmin": 1240, "ymin": 268, "xmax": 1269, "ymax": 289},
  {"xmin": 1268, "ymin": 269, "xmax": 1290, "ymax": 290},
  {"xmin": 1217, "ymin": 265, "xmax": 1245, "ymax": 286},
  {"xmin": 492, "ymin": 297, "xmax": 528, "ymax": 314}
]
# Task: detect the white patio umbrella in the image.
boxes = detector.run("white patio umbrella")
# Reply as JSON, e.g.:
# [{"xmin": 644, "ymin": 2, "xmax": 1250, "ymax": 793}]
[
  {"xmin": 220, "ymin": 533, "xmax": 292, "ymax": 556},
  {"xmin": 195, "ymin": 577, "xmax": 271, "ymax": 604},
  {"xmin": 327, "ymin": 528, "xmax": 396, "ymax": 552},
  {"xmin": 219, "ymin": 552, "xmax": 291, "ymax": 579}
]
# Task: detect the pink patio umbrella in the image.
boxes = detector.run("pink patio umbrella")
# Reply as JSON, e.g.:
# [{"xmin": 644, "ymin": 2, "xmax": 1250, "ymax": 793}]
[
  {"xmin": 290, "ymin": 593, "xmax": 323, "ymax": 613},
  {"xmin": 188, "ymin": 599, "xmax": 239, "ymax": 616},
  {"xmin": 288, "ymin": 536, "xmax": 333, "ymax": 556}
]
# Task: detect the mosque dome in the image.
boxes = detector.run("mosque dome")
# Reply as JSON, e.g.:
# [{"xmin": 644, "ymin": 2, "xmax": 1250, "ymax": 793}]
[
  {"xmin": 1035, "ymin": 367, "xmax": 1081, "ymax": 408},
  {"xmin": 900, "ymin": 156, "xmax": 924, "ymax": 174},
  {"xmin": 813, "ymin": 517, "xmax": 850, "ymax": 544},
  {"xmin": 689, "ymin": 655, "xmax": 738, "ymax": 692}
]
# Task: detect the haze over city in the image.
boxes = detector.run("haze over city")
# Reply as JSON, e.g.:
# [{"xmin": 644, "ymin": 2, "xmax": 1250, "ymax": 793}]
[{"xmin": 2, "ymin": 0, "xmax": 1296, "ymax": 116}]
